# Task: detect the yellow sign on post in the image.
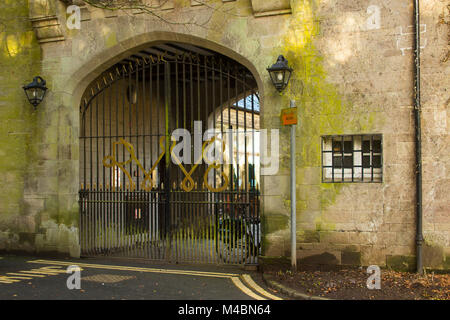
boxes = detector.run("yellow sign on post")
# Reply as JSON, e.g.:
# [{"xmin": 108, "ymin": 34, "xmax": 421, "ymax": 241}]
[{"xmin": 281, "ymin": 107, "xmax": 297, "ymax": 125}]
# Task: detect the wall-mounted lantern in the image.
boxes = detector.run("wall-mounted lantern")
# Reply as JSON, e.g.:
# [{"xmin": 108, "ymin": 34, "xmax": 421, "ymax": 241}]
[
  {"xmin": 267, "ymin": 55, "xmax": 293, "ymax": 92},
  {"xmin": 23, "ymin": 76, "xmax": 48, "ymax": 108}
]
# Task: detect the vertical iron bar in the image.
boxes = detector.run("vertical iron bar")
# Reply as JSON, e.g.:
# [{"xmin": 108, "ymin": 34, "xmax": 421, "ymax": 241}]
[
  {"xmin": 164, "ymin": 61, "xmax": 171, "ymax": 261},
  {"xmin": 102, "ymin": 85, "xmax": 106, "ymax": 251},
  {"xmin": 195, "ymin": 57, "xmax": 201, "ymax": 263},
  {"xmin": 242, "ymin": 71, "xmax": 248, "ymax": 264},
  {"xmin": 82, "ymin": 100, "xmax": 87, "ymax": 254},
  {"xmin": 115, "ymin": 77, "xmax": 119, "ymax": 251},
  {"xmin": 122, "ymin": 68, "xmax": 126, "ymax": 253},
  {"xmin": 251, "ymin": 90, "xmax": 256, "ymax": 263},
  {"xmin": 149, "ymin": 63, "xmax": 154, "ymax": 257},
  {"xmin": 142, "ymin": 59, "xmax": 148, "ymax": 256},
  {"xmin": 136, "ymin": 60, "xmax": 140, "ymax": 193},
  {"xmin": 156, "ymin": 61, "xmax": 161, "ymax": 257}
]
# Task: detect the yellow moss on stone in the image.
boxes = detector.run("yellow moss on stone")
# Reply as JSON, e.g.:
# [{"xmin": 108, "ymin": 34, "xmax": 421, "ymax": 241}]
[{"xmin": 271, "ymin": 1, "xmax": 383, "ymax": 236}]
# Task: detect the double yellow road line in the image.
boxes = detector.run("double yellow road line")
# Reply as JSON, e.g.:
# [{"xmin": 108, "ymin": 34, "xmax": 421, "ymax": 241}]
[
  {"xmin": 26, "ymin": 259, "xmax": 282, "ymax": 300},
  {"xmin": 0, "ymin": 266, "xmax": 69, "ymax": 284}
]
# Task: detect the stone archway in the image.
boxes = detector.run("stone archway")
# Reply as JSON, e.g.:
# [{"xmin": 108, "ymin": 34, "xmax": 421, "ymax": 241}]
[
  {"xmin": 69, "ymin": 32, "xmax": 264, "ymax": 116},
  {"xmin": 73, "ymin": 34, "xmax": 264, "ymax": 264}
]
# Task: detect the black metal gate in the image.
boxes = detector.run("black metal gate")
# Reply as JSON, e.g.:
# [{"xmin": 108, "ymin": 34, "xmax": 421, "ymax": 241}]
[{"xmin": 79, "ymin": 43, "xmax": 260, "ymax": 265}]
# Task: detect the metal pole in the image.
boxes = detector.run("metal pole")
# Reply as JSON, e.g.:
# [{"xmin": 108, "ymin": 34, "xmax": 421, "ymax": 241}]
[
  {"xmin": 413, "ymin": 0, "xmax": 423, "ymax": 275},
  {"xmin": 290, "ymin": 100, "xmax": 297, "ymax": 272}
]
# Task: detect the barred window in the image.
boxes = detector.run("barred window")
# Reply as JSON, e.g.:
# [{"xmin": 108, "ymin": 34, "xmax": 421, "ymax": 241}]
[{"xmin": 322, "ymin": 135, "xmax": 382, "ymax": 182}]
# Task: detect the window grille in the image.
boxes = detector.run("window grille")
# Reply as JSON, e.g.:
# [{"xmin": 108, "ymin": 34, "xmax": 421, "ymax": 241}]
[{"xmin": 322, "ymin": 135, "xmax": 382, "ymax": 183}]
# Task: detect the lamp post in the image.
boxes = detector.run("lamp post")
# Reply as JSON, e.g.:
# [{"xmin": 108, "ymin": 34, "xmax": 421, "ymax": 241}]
[
  {"xmin": 267, "ymin": 56, "xmax": 297, "ymax": 272},
  {"xmin": 23, "ymin": 76, "xmax": 48, "ymax": 108}
]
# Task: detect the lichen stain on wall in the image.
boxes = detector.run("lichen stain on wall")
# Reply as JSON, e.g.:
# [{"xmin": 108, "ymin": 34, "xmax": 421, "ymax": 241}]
[
  {"xmin": 0, "ymin": 0, "xmax": 41, "ymax": 245},
  {"xmin": 274, "ymin": 1, "xmax": 385, "ymax": 238},
  {"xmin": 202, "ymin": 0, "xmax": 384, "ymax": 250}
]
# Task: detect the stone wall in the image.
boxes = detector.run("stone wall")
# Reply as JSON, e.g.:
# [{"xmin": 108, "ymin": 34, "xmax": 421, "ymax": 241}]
[
  {"xmin": 0, "ymin": 0, "xmax": 42, "ymax": 253},
  {"xmin": 264, "ymin": 0, "xmax": 449, "ymax": 271},
  {"xmin": 0, "ymin": 0, "xmax": 448, "ymax": 270}
]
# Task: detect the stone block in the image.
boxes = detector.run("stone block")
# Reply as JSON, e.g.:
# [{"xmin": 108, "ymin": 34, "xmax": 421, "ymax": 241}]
[
  {"xmin": 262, "ymin": 195, "xmax": 289, "ymax": 217},
  {"xmin": 341, "ymin": 250, "xmax": 361, "ymax": 265},
  {"xmin": 360, "ymin": 245, "xmax": 387, "ymax": 266},
  {"xmin": 386, "ymin": 255, "xmax": 416, "ymax": 272},
  {"xmin": 348, "ymin": 231, "xmax": 376, "ymax": 245},
  {"xmin": 319, "ymin": 231, "xmax": 349, "ymax": 244},
  {"xmin": 297, "ymin": 230, "xmax": 320, "ymax": 243},
  {"xmin": 262, "ymin": 212, "xmax": 289, "ymax": 235},
  {"xmin": 262, "ymin": 175, "xmax": 289, "ymax": 196}
]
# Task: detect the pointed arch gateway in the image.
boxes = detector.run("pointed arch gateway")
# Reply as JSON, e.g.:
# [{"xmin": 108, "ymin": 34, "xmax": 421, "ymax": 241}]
[{"xmin": 79, "ymin": 41, "xmax": 261, "ymax": 265}]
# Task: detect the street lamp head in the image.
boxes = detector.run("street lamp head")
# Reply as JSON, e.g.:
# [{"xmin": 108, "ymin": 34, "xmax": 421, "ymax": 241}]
[
  {"xmin": 23, "ymin": 76, "xmax": 48, "ymax": 108},
  {"xmin": 267, "ymin": 55, "xmax": 293, "ymax": 93}
]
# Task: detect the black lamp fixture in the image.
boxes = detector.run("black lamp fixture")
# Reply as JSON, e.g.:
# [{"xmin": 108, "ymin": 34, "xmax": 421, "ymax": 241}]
[
  {"xmin": 23, "ymin": 76, "xmax": 48, "ymax": 108},
  {"xmin": 267, "ymin": 55, "xmax": 293, "ymax": 92}
]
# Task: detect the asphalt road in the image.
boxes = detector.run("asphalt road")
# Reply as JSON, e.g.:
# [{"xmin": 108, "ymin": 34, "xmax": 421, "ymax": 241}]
[{"xmin": 0, "ymin": 254, "xmax": 284, "ymax": 300}]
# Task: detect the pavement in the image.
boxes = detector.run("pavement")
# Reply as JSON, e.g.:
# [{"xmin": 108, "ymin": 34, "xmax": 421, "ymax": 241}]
[{"xmin": 0, "ymin": 254, "xmax": 286, "ymax": 300}]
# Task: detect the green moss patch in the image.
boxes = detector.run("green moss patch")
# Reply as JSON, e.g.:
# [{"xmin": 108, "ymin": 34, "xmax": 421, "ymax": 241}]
[{"xmin": 386, "ymin": 255, "xmax": 416, "ymax": 272}]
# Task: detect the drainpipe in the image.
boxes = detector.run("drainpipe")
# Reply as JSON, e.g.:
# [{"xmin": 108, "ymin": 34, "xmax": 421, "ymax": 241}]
[{"xmin": 413, "ymin": 0, "xmax": 424, "ymax": 275}]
